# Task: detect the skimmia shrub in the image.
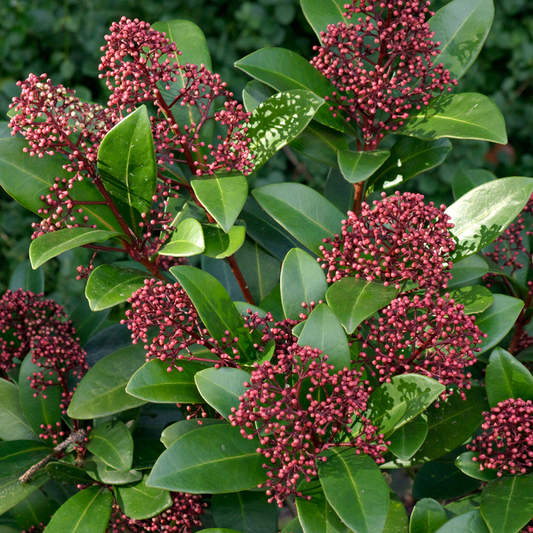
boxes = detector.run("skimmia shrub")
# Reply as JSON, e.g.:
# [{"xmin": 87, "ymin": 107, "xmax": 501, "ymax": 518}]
[{"xmin": 1, "ymin": 1, "xmax": 533, "ymax": 532}]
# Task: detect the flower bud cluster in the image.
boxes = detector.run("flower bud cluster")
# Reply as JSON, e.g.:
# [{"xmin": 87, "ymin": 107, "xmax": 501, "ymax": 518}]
[
  {"xmin": 122, "ymin": 279, "xmax": 240, "ymax": 368},
  {"xmin": 468, "ymin": 398, "xmax": 533, "ymax": 476},
  {"xmin": 107, "ymin": 492, "xmax": 205, "ymax": 532},
  {"xmin": 229, "ymin": 343, "xmax": 386, "ymax": 506},
  {"xmin": 0, "ymin": 289, "xmax": 88, "ymax": 410},
  {"xmin": 320, "ymin": 192, "xmax": 455, "ymax": 290},
  {"xmin": 311, "ymin": 0, "xmax": 456, "ymax": 142},
  {"xmin": 358, "ymin": 293, "xmax": 485, "ymax": 396}
]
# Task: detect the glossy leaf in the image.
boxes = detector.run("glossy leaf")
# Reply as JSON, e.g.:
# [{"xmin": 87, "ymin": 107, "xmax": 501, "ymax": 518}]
[
  {"xmin": 280, "ymin": 248, "xmax": 328, "ymax": 320},
  {"xmin": 202, "ymin": 224, "xmax": 246, "ymax": 258},
  {"xmin": 410, "ymin": 498, "xmax": 447, "ymax": 533},
  {"xmin": 326, "ymin": 277, "xmax": 398, "ymax": 334},
  {"xmin": 11, "ymin": 487, "xmax": 59, "ymax": 530},
  {"xmin": 85, "ymin": 265, "xmax": 146, "ymax": 311},
  {"xmin": 455, "ymin": 452, "xmax": 498, "ymax": 482},
  {"xmin": 446, "ymin": 177, "xmax": 533, "ymax": 259},
  {"xmin": 475, "ymin": 294, "xmax": 525, "ymax": 355},
  {"xmin": 147, "ymin": 424, "xmax": 267, "ymax": 493},
  {"xmin": 0, "ymin": 379, "xmax": 37, "ymax": 441},
  {"xmin": 84, "ymin": 323, "xmax": 132, "ymax": 366},
  {"xmin": 413, "ymin": 461, "xmax": 481, "ymax": 500},
  {"xmin": 0, "ymin": 470, "xmax": 48, "ymax": 515},
  {"xmin": 452, "ymin": 169, "xmax": 496, "ymax": 201},
  {"xmin": 485, "ymin": 348, "xmax": 533, "ymax": 407},
  {"xmin": 434, "ymin": 510, "xmax": 489, "ymax": 533},
  {"xmin": 296, "ymin": 479, "xmax": 350, "ymax": 533},
  {"xmin": 43, "ymin": 486, "xmax": 113, "ymax": 533},
  {"xmin": 19, "ymin": 352, "xmax": 62, "ymax": 437},
  {"xmin": 318, "ymin": 449, "xmax": 389, "ymax": 533},
  {"xmin": 388, "ymin": 415, "xmax": 428, "ymax": 461},
  {"xmin": 127, "ymin": 359, "xmax": 205, "ymax": 404},
  {"xmin": 85, "ymin": 456, "xmax": 142, "ymax": 485},
  {"xmin": 370, "ymin": 138, "xmax": 451, "ymax": 191},
  {"xmin": 98, "ymin": 106, "xmax": 157, "ymax": 231},
  {"xmin": 195, "ymin": 367, "xmax": 250, "ymax": 419},
  {"xmin": 160, "ymin": 419, "xmax": 226, "ymax": 448},
  {"xmin": 300, "ymin": 0, "xmax": 349, "ymax": 39},
  {"xmin": 170, "ymin": 266, "xmax": 255, "ymax": 361},
  {"xmin": 383, "ymin": 498, "xmax": 409, "ymax": 533},
  {"xmin": 68, "ymin": 299, "xmax": 109, "ymax": 348},
  {"xmin": 480, "ymin": 474, "xmax": 533, "ymax": 533},
  {"xmin": 430, "ymin": 0, "xmax": 494, "ymax": 80},
  {"xmin": 443, "ymin": 496, "xmax": 481, "ymax": 518},
  {"xmin": 400, "ymin": 93, "xmax": 507, "ymax": 144},
  {"xmin": 324, "ymin": 168, "xmax": 355, "ymax": 214},
  {"xmin": 192, "ymin": 175, "xmax": 248, "ymax": 233},
  {"xmin": 253, "ymin": 182, "xmax": 344, "ymax": 255},
  {"xmin": 235, "ymin": 48, "xmax": 346, "ymax": 132},
  {"xmin": 448, "ymin": 255, "xmax": 489, "ymax": 288},
  {"xmin": 246, "ymin": 90, "xmax": 325, "ymax": 169},
  {"xmin": 30, "ymin": 228, "xmax": 122, "ymax": 269},
  {"xmin": 282, "ymin": 518, "xmax": 304, "ymax": 533},
  {"xmin": 297, "ymin": 304, "xmax": 351, "ymax": 371},
  {"xmin": 45, "ymin": 462, "xmax": 94, "ymax": 486},
  {"xmin": 412, "ymin": 387, "xmax": 488, "ymax": 463},
  {"xmin": 0, "ymin": 441, "xmax": 51, "ymax": 478},
  {"xmin": 338, "ymin": 149, "xmax": 390, "ymax": 184},
  {"xmin": 446, "ymin": 285, "xmax": 494, "ymax": 314},
  {"xmin": 159, "ymin": 218, "xmax": 205, "ymax": 257},
  {"xmin": 9, "ymin": 260, "xmax": 44, "ymax": 294},
  {"xmin": 366, "ymin": 374, "xmax": 445, "ymax": 436},
  {"xmin": 243, "ymin": 79, "xmax": 276, "ymax": 112},
  {"xmin": 115, "ymin": 473, "xmax": 172, "ymax": 520},
  {"xmin": 68, "ymin": 345, "xmax": 147, "ymax": 420},
  {"xmin": 211, "ymin": 491, "xmax": 278, "ymax": 533},
  {"xmin": 86, "ymin": 421, "xmax": 133, "ymax": 472}
]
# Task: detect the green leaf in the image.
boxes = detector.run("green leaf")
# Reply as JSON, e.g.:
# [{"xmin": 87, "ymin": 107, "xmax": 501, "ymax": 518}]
[
  {"xmin": 192, "ymin": 175, "xmax": 248, "ymax": 233},
  {"xmin": 69, "ymin": 299, "xmax": 110, "ymax": 347},
  {"xmin": 132, "ymin": 438, "xmax": 166, "ymax": 470},
  {"xmin": 410, "ymin": 498, "xmax": 448, "ymax": 533},
  {"xmin": 383, "ymin": 497, "xmax": 409, "ymax": 533},
  {"xmin": 85, "ymin": 456, "xmax": 142, "ymax": 485},
  {"xmin": 338, "ymin": 149, "xmax": 391, "ymax": 184},
  {"xmin": 366, "ymin": 375, "xmax": 445, "ymax": 436},
  {"xmin": 147, "ymin": 423, "xmax": 267, "ymax": 493},
  {"xmin": 369, "ymin": 138, "xmax": 451, "ymax": 191},
  {"xmin": 19, "ymin": 353, "xmax": 62, "ymax": 437},
  {"xmin": 413, "ymin": 461, "xmax": 481, "ymax": 500},
  {"xmin": 455, "ymin": 452, "xmax": 498, "ymax": 482},
  {"xmin": 485, "ymin": 347, "xmax": 533, "ymax": 406},
  {"xmin": 243, "ymin": 80, "xmax": 276, "ymax": 112},
  {"xmin": 253, "ymin": 183, "xmax": 344, "ymax": 255},
  {"xmin": 29, "ymin": 228, "xmax": 122, "ymax": 269},
  {"xmin": 85, "ymin": 265, "xmax": 146, "ymax": 311},
  {"xmin": 446, "ymin": 285, "xmax": 494, "ymax": 314},
  {"xmin": 475, "ymin": 294, "xmax": 525, "ymax": 355},
  {"xmin": 0, "ymin": 441, "xmax": 51, "ymax": 478},
  {"xmin": 443, "ymin": 496, "xmax": 481, "ymax": 518},
  {"xmin": 127, "ymin": 359, "xmax": 205, "ymax": 404},
  {"xmin": 399, "ymin": 93, "xmax": 507, "ymax": 144},
  {"xmin": 12, "ymin": 487, "xmax": 59, "ymax": 530},
  {"xmin": 98, "ymin": 105, "xmax": 157, "ymax": 232},
  {"xmin": 170, "ymin": 266, "xmax": 256, "ymax": 362},
  {"xmin": 296, "ymin": 479, "xmax": 351, "ymax": 533},
  {"xmin": 446, "ymin": 177, "xmax": 533, "ymax": 259},
  {"xmin": 161, "ymin": 418, "xmax": 226, "ymax": 448},
  {"xmin": 247, "ymin": 90, "xmax": 325, "ymax": 169},
  {"xmin": 388, "ymin": 415, "xmax": 428, "ymax": 461},
  {"xmin": 434, "ymin": 510, "xmax": 489, "ymax": 533},
  {"xmin": 480, "ymin": 474, "xmax": 533, "ymax": 533},
  {"xmin": 211, "ymin": 491, "xmax": 278, "ymax": 533},
  {"xmin": 298, "ymin": 304, "xmax": 351, "ymax": 371},
  {"xmin": 203, "ymin": 224, "xmax": 246, "ymax": 258},
  {"xmin": 45, "ymin": 462, "xmax": 94, "ymax": 486},
  {"xmin": 115, "ymin": 473, "xmax": 172, "ymax": 520},
  {"xmin": 326, "ymin": 278, "xmax": 398, "ymax": 334},
  {"xmin": 430, "ymin": 0, "xmax": 494, "ymax": 80},
  {"xmin": 300, "ymin": 0, "xmax": 348, "ymax": 39},
  {"xmin": 280, "ymin": 248, "xmax": 328, "ymax": 320},
  {"xmin": 452, "ymin": 169, "xmax": 496, "ymax": 201},
  {"xmin": 159, "ymin": 218, "xmax": 205, "ymax": 257},
  {"xmin": 411, "ymin": 387, "xmax": 488, "ymax": 463},
  {"xmin": 235, "ymin": 48, "xmax": 346, "ymax": 133},
  {"xmin": 0, "ymin": 471, "xmax": 48, "ymax": 515},
  {"xmin": 0, "ymin": 379, "xmax": 37, "ymax": 441},
  {"xmin": 86, "ymin": 420, "xmax": 133, "ymax": 472},
  {"xmin": 43, "ymin": 486, "xmax": 113, "ymax": 533},
  {"xmin": 195, "ymin": 367, "xmax": 250, "ymax": 419},
  {"xmin": 68, "ymin": 345, "xmax": 147, "ymax": 420},
  {"xmin": 282, "ymin": 518, "xmax": 304, "ymax": 533},
  {"xmin": 318, "ymin": 449, "xmax": 390, "ymax": 533},
  {"xmin": 448, "ymin": 255, "xmax": 489, "ymax": 288},
  {"xmin": 9, "ymin": 260, "xmax": 44, "ymax": 294}
]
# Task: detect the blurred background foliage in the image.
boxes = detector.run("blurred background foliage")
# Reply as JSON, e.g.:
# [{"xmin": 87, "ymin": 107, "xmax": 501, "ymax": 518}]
[{"xmin": 0, "ymin": 0, "xmax": 532, "ymax": 307}]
